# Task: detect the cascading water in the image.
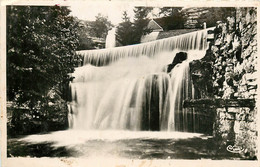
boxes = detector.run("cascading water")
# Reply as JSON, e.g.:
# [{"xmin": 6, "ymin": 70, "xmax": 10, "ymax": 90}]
[
  {"xmin": 105, "ymin": 28, "xmax": 116, "ymax": 48},
  {"xmin": 70, "ymin": 28, "xmax": 211, "ymax": 132}
]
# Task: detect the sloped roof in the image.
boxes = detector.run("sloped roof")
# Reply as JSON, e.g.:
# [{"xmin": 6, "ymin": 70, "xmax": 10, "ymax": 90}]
[
  {"xmin": 153, "ymin": 18, "xmax": 168, "ymax": 30},
  {"xmin": 152, "ymin": 17, "xmax": 182, "ymax": 31},
  {"xmin": 147, "ymin": 19, "xmax": 163, "ymax": 32}
]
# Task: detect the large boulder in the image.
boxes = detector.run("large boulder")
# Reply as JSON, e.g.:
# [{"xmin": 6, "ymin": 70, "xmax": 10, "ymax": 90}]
[{"xmin": 167, "ymin": 52, "xmax": 188, "ymax": 73}]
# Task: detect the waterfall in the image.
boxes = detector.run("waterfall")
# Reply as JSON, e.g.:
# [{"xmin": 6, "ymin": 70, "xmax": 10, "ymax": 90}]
[
  {"xmin": 70, "ymin": 28, "xmax": 211, "ymax": 132},
  {"xmin": 105, "ymin": 28, "xmax": 116, "ymax": 48},
  {"xmin": 78, "ymin": 29, "xmax": 208, "ymax": 66}
]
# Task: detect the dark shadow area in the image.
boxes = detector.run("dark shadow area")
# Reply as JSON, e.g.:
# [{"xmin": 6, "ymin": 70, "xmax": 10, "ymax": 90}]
[
  {"xmin": 7, "ymin": 139, "xmax": 77, "ymax": 157},
  {"xmin": 8, "ymin": 135, "xmax": 249, "ymax": 160},
  {"xmin": 119, "ymin": 137, "xmax": 244, "ymax": 160}
]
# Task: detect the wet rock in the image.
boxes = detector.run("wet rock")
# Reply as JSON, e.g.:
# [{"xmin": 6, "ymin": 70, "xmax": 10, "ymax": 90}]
[
  {"xmin": 190, "ymin": 52, "xmax": 215, "ymax": 98},
  {"xmin": 194, "ymin": 7, "xmax": 257, "ymax": 159},
  {"xmin": 167, "ymin": 52, "xmax": 187, "ymax": 73}
]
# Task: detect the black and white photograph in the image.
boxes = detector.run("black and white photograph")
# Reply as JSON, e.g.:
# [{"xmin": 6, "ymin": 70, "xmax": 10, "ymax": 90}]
[{"xmin": 1, "ymin": 1, "xmax": 259, "ymax": 167}]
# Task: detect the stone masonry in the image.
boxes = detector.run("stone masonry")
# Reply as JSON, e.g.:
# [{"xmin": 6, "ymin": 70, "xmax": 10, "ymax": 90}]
[
  {"xmin": 189, "ymin": 7, "xmax": 257, "ymax": 159},
  {"xmin": 211, "ymin": 7, "xmax": 257, "ymax": 159}
]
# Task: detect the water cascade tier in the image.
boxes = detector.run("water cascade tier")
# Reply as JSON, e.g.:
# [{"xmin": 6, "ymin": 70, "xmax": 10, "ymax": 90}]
[
  {"xmin": 70, "ymin": 29, "xmax": 211, "ymax": 132},
  {"xmin": 78, "ymin": 29, "xmax": 208, "ymax": 66},
  {"xmin": 105, "ymin": 28, "xmax": 116, "ymax": 48}
]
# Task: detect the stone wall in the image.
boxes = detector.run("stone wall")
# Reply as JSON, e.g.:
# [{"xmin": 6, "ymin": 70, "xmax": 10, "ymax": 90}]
[
  {"xmin": 211, "ymin": 7, "xmax": 257, "ymax": 159},
  {"xmin": 189, "ymin": 7, "xmax": 257, "ymax": 159},
  {"xmin": 212, "ymin": 8, "xmax": 257, "ymax": 100}
]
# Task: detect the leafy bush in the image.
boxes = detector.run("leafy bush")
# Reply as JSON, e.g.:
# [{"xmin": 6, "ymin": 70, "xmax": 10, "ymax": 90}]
[
  {"xmin": 7, "ymin": 5, "xmax": 82, "ymax": 135},
  {"xmin": 196, "ymin": 8, "xmax": 236, "ymax": 28},
  {"xmin": 116, "ymin": 7, "xmax": 153, "ymax": 46},
  {"xmin": 8, "ymin": 87, "xmax": 69, "ymax": 136}
]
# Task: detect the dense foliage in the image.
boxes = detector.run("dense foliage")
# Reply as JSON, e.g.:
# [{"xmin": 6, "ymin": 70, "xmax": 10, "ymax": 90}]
[
  {"xmin": 88, "ymin": 13, "xmax": 113, "ymax": 39},
  {"xmin": 115, "ymin": 11, "xmax": 134, "ymax": 46},
  {"xmin": 131, "ymin": 7, "xmax": 153, "ymax": 44},
  {"xmin": 196, "ymin": 8, "xmax": 236, "ymax": 28},
  {"xmin": 159, "ymin": 7, "xmax": 183, "ymax": 17},
  {"xmin": 7, "ymin": 6, "xmax": 83, "ymax": 135},
  {"xmin": 157, "ymin": 7, "xmax": 186, "ymax": 30},
  {"xmin": 116, "ymin": 7, "xmax": 187, "ymax": 46},
  {"xmin": 77, "ymin": 22, "xmax": 95, "ymax": 50},
  {"xmin": 116, "ymin": 7, "xmax": 152, "ymax": 46}
]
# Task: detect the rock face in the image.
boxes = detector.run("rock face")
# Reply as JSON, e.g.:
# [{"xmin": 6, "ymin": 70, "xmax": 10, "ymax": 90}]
[
  {"xmin": 212, "ymin": 9, "xmax": 257, "ymax": 100},
  {"xmin": 213, "ymin": 8, "xmax": 257, "ymax": 159},
  {"xmin": 190, "ymin": 48, "xmax": 215, "ymax": 98},
  {"xmin": 167, "ymin": 52, "xmax": 187, "ymax": 72},
  {"xmin": 189, "ymin": 7, "xmax": 257, "ymax": 159}
]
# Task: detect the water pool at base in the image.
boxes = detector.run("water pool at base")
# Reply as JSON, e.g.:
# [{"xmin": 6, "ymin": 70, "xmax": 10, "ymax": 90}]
[{"xmin": 8, "ymin": 130, "xmax": 242, "ymax": 159}]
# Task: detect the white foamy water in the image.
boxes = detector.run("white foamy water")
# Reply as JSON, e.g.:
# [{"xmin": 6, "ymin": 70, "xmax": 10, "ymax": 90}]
[
  {"xmin": 20, "ymin": 130, "xmax": 204, "ymax": 147},
  {"xmin": 70, "ymin": 28, "xmax": 212, "ymax": 132},
  {"xmin": 105, "ymin": 28, "xmax": 116, "ymax": 48},
  {"xmin": 78, "ymin": 28, "xmax": 210, "ymax": 66}
]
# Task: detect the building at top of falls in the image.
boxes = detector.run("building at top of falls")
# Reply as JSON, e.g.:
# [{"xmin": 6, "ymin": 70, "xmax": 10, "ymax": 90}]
[
  {"xmin": 78, "ymin": 27, "xmax": 211, "ymax": 67},
  {"xmin": 140, "ymin": 7, "xmax": 228, "ymax": 44},
  {"xmin": 141, "ymin": 19, "xmax": 201, "ymax": 43}
]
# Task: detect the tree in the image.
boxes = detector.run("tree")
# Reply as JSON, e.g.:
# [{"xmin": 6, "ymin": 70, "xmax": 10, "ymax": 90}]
[
  {"xmin": 157, "ymin": 7, "xmax": 186, "ymax": 30},
  {"xmin": 77, "ymin": 20, "xmax": 95, "ymax": 50},
  {"xmin": 131, "ymin": 7, "xmax": 153, "ymax": 44},
  {"xmin": 115, "ymin": 7, "xmax": 153, "ymax": 46},
  {"xmin": 159, "ymin": 7, "xmax": 183, "ymax": 17},
  {"xmin": 116, "ymin": 11, "xmax": 134, "ymax": 46},
  {"xmin": 89, "ymin": 13, "xmax": 113, "ymax": 38},
  {"xmin": 7, "ymin": 6, "xmax": 81, "ymax": 105},
  {"xmin": 196, "ymin": 8, "xmax": 236, "ymax": 28},
  {"xmin": 7, "ymin": 6, "xmax": 83, "ymax": 134}
]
